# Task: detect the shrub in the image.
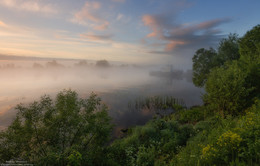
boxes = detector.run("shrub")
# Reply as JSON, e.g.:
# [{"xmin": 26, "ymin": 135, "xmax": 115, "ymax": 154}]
[
  {"xmin": 204, "ymin": 61, "xmax": 251, "ymax": 116},
  {"xmin": 0, "ymin": 90, "xmax": 113, "ymax": 165},
  {"xmin": 109, "ymin": 118, "xmax": 194, "ymax": 165}
]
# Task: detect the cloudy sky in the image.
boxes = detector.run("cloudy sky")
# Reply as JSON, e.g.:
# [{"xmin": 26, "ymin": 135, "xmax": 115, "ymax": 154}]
[{"xmin": 0, "ymin": 0, "xmax": 259, "ymax": 66}]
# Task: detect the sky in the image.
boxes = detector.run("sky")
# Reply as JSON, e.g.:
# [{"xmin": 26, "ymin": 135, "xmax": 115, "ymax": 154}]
[{"xmin": 0, "ymin": 0, "xmax": 259, "ymax": 67}]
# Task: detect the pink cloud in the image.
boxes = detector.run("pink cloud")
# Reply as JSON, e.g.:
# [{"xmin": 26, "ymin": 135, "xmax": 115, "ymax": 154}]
[
  {"xmin": 72, "ymin": 1, "xmax": 109, "ymax": 31},
  {"xmin": 147, "ymin": 32, "xmax": 157, "ymax": 38},
  {"xmin": 166, "ymin": 41, "xmax": 187, "ymax": 51},
  {"xmin": 142, "ymin": 14, "xmax": 231, "ymax": 52},
  {"xmin": 196, "ymin": 19, "xmax": 230, "ymax": 29},
  {"xmin": 142, "ymin": 15, "xmax": 162, "ymax": 38}
]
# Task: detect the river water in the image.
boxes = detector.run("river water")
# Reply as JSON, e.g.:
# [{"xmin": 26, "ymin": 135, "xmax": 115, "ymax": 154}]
[{"xmin": 0, "ymin": 60, "xmax": 203, "ymax": 133}]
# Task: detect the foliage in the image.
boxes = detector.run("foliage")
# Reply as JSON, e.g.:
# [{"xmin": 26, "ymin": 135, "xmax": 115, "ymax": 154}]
[
  {"xmin": 204, "ymin": 61, "xmax": 251, "ymax": 116},
  {"xmin": 108, "ymin": 118, "xmax": 194, "ymax": 166},
  {"xmin": 174, "ymin": 106, "xmax": 211, "ymax": 124},
  {"xmin": 192, "ymin": 34, "xmax": 240, "ymax": 87},
  {"xmin": 217, "ymin": 33, "xmax": 240, "ymax": 64},
  {"xmin": 192, "ymin": 48, "xmax": 218, "ymax": 87},
  {"xmin": 239, "ymin": 24, "xmax": 260, "ymax": 102},
  {"xmin": 107, "ymin": 100, "xmax": 259, "ymax": 166},
  {"xmin": 239, "ymin": 24, "xmax": 260, "ymax": 60},
  {"xmin": 175, "ymin": 100, "xmax": 260, "ymax": 166},
  {"xmin": 0, "ymin": 90, "xmax": 113, "ymax": 165},
  {"xmin": 67, "ymin": 150, "xmax": 82, "ymax": 166},
  {"xmin": 204, "ymin": 25, "xmax": 260, "ymax": 116},
  {"xmin": 176, "ymin": 25, "xmax": 260, "ymax": 165}
]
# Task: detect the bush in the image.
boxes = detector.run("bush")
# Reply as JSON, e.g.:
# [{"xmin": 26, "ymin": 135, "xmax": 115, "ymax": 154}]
[
  {"xmin": 108, "ymin": 119, "xmax": 195, "ymax": 165},
  {"xmin": 0, "ymin": 90, "xmax": 113, "ymax": 165},
  {"xmin": 205, "ymin": 61, "xmax": 251, "ymax": 116},
  {"xmin": 178, "ymin": 107, "xmax": 205, "ymax": 124}
]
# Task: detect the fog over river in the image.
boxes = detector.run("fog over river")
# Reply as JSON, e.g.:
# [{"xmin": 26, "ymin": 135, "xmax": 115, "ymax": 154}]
[{"xmin": 0, "ymin": 59, "xmax": 203, "ymax": 134}]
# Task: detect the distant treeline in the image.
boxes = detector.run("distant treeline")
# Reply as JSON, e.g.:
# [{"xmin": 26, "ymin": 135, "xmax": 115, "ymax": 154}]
[{"xmin": 0, "ymin": 59, "xmax": 142, "ymax": 70}]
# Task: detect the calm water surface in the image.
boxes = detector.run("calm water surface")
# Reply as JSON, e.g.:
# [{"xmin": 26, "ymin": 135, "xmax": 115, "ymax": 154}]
[{"xmin": 0, "ymin": 60, "xmax": 203, "ymax": 132}]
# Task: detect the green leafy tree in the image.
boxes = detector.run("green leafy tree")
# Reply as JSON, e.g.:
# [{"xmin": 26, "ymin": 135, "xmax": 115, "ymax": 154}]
[
  {"xmin": 192, "ymin": 48, "xmax": 218, "ymax": 87},
  {"xmin": 239, "ymin": 25, "xmax": 260, "ymax": 100},
  {"xmin": 217, "ymin": 33, "xmax": 240, "ymax": 63},
  {"xmin": 204, "ymin": 61, "xmax": 254, "ymax": 116},
  {"xmin": 192, "ymin": 34, "xmax": 240, "ymax": 87},
  {"xmin": 198, "ymin": 25, "xmax": 260, "ymax": 116},
  {"xmin": 239, "ymin": 24, "xmax": 260, "ymax": 60},
  {"xmin": 0, "ymin": 90, "xmax": 112, "ymax": 165}
]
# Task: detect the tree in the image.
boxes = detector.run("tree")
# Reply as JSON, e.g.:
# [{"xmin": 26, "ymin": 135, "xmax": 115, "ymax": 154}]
[
  {"xmin": 203, "ymin": 25, "xmax": 260, "ymax": 116},
  {"xmin": 239, "ymin": 24, "xmax": 260, "ymax": 61},
  {"xmin": 96, "ymin": 60, "xmax": 110, "ymax": 68},
  {"xmin": 192, "ymin": 34, "xmax": 240, "ymax": 87},
  {"xmin": 204, "ymin": 61, "xmax": 251, "ymax": 116},
  {"xmin": 217, "ymin": 33, "xmax": 240, "ymax": 64},
  {"xmin": 192, "ymin": 48, "xmax": 218, "ymax": 87},
  {"xmin": 0, "ymin": 90, "xmax": 113, "ymax": 165},
  {"xmin": 239, "ymin": 24, "xmax": 260, "ymax": 101}
]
